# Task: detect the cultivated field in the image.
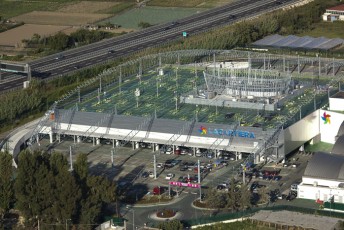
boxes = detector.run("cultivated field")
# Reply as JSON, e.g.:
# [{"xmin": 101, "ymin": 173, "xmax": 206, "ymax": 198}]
[
  {"xmin": 11, "ymin": 11, "xmax": 112, "ymax": 26},
  {"xmin": 0, "ymin": 24, "xmax": 73, "ymax": 47},
  {"xmin": 57, "ymin": 1, "xmax": 120, "ymax": 14}
]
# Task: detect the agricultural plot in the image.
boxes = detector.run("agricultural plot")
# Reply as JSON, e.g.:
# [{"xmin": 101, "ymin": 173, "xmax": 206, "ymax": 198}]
[
  {"xmin": 56, "ymin": 1, "xmax": 120, "ymax": 14},
  {"xmin": 100, "ymin": 6, "xmax": 204, "ymax": 29},
  {"xmin": 60, "ymin": 65, "xmax": 328, "ymax": 129},
  {"xmin": 11, "ymin": 11, "xmax": 112, "ymax": 26},
  {"xmin": 0, "ymin": 24, "xmax": 72, "ymax": 47}
]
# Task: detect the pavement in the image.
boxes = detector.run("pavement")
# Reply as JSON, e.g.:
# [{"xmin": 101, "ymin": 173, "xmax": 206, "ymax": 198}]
[{"xmin": 250, "ymin": 210, "xmax": 343, "ymax": 230}]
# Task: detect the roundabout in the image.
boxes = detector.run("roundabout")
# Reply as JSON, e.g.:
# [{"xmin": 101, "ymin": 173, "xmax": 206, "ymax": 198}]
[{"xmin": 148, "ymin": 208, "xmax": 182, "ymax": 221}]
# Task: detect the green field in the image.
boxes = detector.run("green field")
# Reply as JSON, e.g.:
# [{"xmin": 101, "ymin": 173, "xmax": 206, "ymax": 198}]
[
  {"xmin": 299, "ymin": 21, "xmax": 344, "ymax": 39},
  {"xmin": 99, "ymin": 6, "xmax": 205, "ymax": 29}
]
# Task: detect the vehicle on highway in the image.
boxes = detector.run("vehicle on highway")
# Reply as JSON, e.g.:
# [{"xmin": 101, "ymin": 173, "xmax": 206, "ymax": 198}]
[
  {"xmin": 108, "ymin": 50, "xmax": 115, "ymax": 54},
  {"xmin": 55, "ymin": 54, "xmax": 64, "ymax": 60},
  {"xmin": 165, "ymin": 173, "xmax": 175, "ymax": 180}
]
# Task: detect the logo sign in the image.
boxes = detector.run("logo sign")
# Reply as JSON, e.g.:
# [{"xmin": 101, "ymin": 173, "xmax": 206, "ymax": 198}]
[
  {"xmin": 199, "ymin": 126, "xmax": 207, "ymax": 135},
  {"xmin": 169, "ymin": 181, "xmax": 200, "ymax": 188},
  {"xmin": 321, "ymin": 112, "xmax": 331, "ymax": 124},
  {"xmin": 199, "ymin": 126, "xmax": 255, "ymax": 139}
]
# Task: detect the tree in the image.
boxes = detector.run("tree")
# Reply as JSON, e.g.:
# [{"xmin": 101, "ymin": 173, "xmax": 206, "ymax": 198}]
[
  {"xmin": 0, "ymin": 152, "xmax": 14, "ymax": 219},
  {"xmin": 138, "ymin": 21, "xmax": 152, "ymax": 29},
  {"xmin": 238, "ymin": 184, "xmax": 251, "ymax": 211},
  {"xmin": 258, "ymin": 186, "xmax": 269, "ymax": 204},
  {"xmin": 74, "ymin": 153, "xmax": 88, "ymax": 183},
  {"xmin": 226, "ymin": 178, "xmax": 237, "ymax": 211},
  {"xmin": 206, "ymin": 188, "xmax": 227, "ymax": 209},
  {"xmin": 157, "ymin": 219, "xmax": 183, "ymax": 230}
]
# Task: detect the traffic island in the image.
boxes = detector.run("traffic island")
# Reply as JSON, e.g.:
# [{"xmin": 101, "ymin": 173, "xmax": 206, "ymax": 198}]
[
  {"xmin": 156, "ymin": 209, "xmax": 176, "ymax": 218},
  {"xmin": 149, "ymin": 209, "xmax": 182, "ymax": 221}
]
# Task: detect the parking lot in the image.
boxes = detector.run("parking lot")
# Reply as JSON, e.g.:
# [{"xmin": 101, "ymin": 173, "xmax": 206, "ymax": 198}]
[{"xmin": 37, "ymin": 137, "xmax": 246, "ymax": 196}]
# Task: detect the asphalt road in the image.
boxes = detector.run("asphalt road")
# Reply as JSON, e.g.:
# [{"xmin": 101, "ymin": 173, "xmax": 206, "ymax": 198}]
[{"xmin": 0, "ymin": 0, "xmax": 300, "ymax": 92}]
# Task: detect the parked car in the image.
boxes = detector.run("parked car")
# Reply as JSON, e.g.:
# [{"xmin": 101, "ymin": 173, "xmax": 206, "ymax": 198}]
[
  {"xmin": 290, "ymin": 183, "xmax": 298, "ymax": 192},
  {"xmin": 174, "ymin": 146, "xmax": 181, "ymax": 155},
  {"xmin": 165, "ymin": 147, "xmax": 173, "ymax": 154},
  {"xmin": 153, "ymin": 186, "xmax": 165, "ymax": 195},
  {"xmin": 141, "ymin": 171, "xmax": 149, "ymax": 178},
  {"xmin": 286, "ymin": 191, "xmax": 297, "ymax": 201},
  {"xmin": 165, "ymin": 173, "xmax": 175, "ymax": 180},
  {"xmin": 206, "ymin": 151, "xmax": 214, "ymax": 159}
]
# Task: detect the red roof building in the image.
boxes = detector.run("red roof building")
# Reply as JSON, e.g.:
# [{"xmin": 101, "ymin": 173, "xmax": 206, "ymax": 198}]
[{"xmin": 323, "ymin": 4, "xmax": 344, "ymax": 22}]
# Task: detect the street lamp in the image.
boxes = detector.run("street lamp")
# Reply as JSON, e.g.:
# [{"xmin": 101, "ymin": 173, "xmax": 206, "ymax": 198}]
[
  {"xmin": 65, "ymin": 218, "xmax": 71, "ymax": 230},
  {"xmin": 174, "ymin": 90, "xmax": 178, "ymax": 111},
  {"xmin": 156, "ymin": 78, "xmax": 161, "ymax": 97}
]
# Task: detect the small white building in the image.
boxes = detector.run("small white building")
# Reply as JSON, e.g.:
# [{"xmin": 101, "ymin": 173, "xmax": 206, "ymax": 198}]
[
  {"xmin": 323, "ymin": 4, "xmax": 344, "ymax": 22},
  {"xmin": 298, "ymin": 122, "xmax": 344, "ymax": 205}
]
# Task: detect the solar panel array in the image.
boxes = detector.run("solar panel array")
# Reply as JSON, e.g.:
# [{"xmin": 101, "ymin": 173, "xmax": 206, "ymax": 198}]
[{"xmin": 252, "ymin": 34, "xmax": 344, "ymax": 50}]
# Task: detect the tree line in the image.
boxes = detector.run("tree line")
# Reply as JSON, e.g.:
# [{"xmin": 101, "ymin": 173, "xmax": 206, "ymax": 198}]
[
  {"xmin": 23, "ymin": 29, "xmax": 113, "ymax": 52},
  {"xmin": 0, "ymin": 150, "xmax": 117, "ymax": 230}
]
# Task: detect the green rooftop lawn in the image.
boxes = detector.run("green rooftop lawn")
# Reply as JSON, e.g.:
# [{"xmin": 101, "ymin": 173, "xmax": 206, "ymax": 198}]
[{"xmin": 305, "ymin": 141, "xmax": 334, "ymax": 153}]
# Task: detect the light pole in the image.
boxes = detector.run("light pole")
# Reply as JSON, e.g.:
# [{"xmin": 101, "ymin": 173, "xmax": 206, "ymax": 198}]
[
  {"xmin": 65, "ymin": 218, "xmax": 71, "ymax": 230},
  {"xmin": 156, "ymin": 78, "xmax": 161, "ymax": 97},
  {"xmin": 174, "ymin": 90, "xmax": 178, "ymax": 111}
]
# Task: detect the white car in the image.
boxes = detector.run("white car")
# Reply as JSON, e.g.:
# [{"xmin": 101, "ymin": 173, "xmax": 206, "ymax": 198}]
[
  {"xmin": 165, "ymin": 147, "xmax": 173, "ymax": 154},
  {"xmin": 165, "ymin": 173, "xmax": 175, "ymax": 180},
  {"xmin": 157, "ymin": 163, "xmax": 164, "ymax": 168}
]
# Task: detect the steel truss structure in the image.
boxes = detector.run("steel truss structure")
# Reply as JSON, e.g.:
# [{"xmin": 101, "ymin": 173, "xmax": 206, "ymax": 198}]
[{"xmin": 204, "ymin": 68, "xmax": 291, "ymax": 98}]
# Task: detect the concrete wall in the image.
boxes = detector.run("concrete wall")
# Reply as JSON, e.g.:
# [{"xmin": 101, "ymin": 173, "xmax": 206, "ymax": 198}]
[
  {"xmin": 319, "ymin": 110, "xmax": 344, "ymax": 144},
  {"xmin": 283, "ymin": 110, "xmax": 320, "ymax": 154}
]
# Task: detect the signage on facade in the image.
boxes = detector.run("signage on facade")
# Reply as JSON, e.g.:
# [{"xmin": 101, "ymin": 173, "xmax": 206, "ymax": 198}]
[
  {"xmin": 169, "ymin": 181, "xmax": 200, "ymax": 188},
  {"xmin": 199, "ymin": 126, "xmax": 255, "ymax": 138},
  {"xmin": 321, "ymin": 112, "xmax": 331, "ymax": 124}
]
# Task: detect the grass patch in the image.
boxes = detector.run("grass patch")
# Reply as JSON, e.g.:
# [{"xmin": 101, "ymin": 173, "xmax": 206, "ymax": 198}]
[
  {"xmin": 136, "ymin": 195, "xmax": 172, "ymax": 204},
  {"xmin": 298, "ymin": 21, "xmax": 344, "ymax": 39},
  {"xmin": 304, "ymin": 141, "xmax": 333, "ymax": 153},
  {"xmin": 100, "ymin": 6, "xmax": 203, "ymax": 29}
]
